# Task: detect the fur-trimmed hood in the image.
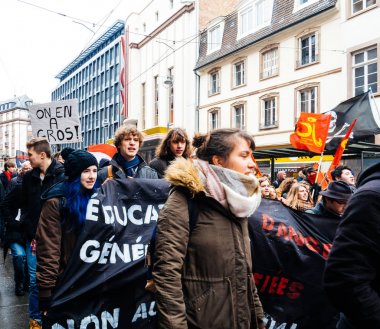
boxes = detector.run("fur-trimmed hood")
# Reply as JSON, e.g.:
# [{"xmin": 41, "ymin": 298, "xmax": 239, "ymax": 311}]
[{"xmin": 164, "ymin": 157, "xmax": 205, "ymax": 196}]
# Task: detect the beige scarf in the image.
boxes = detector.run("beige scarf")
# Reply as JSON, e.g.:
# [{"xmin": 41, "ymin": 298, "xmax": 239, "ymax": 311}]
[{"xmin": 195, "ymin": 160, "xmax": 261, "ymax": 218}]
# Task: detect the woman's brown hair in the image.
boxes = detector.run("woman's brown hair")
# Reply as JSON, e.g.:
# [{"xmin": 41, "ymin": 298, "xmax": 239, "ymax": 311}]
[
  {"xmin": 192, "ymin": 128, "xmax": 255, "ymax": 163},
  {"xmin": 155, "ymin": 127, "xmax": 191, "ymax": 160}
]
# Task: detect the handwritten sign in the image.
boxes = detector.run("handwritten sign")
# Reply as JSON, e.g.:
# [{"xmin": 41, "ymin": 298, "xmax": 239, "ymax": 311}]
[{"xmin": 29, "ymin": 99, "xmax": 82, "ymax": 144}]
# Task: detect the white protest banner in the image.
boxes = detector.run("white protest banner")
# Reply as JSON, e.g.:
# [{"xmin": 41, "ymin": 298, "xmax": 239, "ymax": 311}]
[{"xmin": 29, "ymin": 99, "xmax": 82, "ymax": 144}]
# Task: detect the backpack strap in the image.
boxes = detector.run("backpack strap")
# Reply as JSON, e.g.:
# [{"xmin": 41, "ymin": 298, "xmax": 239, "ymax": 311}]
[
  {"xmin": 145, "ymin": 187, "xmax": 200, "ymax": 293},
  {"xmin": 107, "ymin": 165, "xmax": 113, "ymax": 180},
  {"xmin": 187, "ymin": 195, "xmax": 199, "ymax": 234},
  {"xmin": 170, "ymin": 186, "xmax": 200, "ymax": 233}
]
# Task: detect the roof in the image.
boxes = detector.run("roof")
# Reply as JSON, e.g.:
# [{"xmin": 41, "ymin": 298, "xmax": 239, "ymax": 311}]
[
  {"xmin": 195, "ymin": 0, "xmax": 337, "ymax": 70},
  {"xmin": 55, "ymin": 20, "xmax": 125, "ymax": 80},
  {"xmin": 0, "ymin": 95, "xmax": 33, "ymax": 112},
  {"xmin": 253, "ymin": 141, "xmax": 380, "ymax": 160}
]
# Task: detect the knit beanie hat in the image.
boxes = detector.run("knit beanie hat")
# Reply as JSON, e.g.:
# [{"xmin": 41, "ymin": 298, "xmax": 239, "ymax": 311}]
[{"xmin": 61, "ymin": 148, "xmax": 98, "ymax": 181}]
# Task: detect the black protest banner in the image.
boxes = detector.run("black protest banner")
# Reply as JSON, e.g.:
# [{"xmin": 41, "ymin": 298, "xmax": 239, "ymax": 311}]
[
  {"xmin": 29, "ymin": 99, "xmax": 82, "ymax": 144},
  {"xmin": 249, "ymin": 198, "xmax": 339, "ymax": 329},
  {"xmin": 43, "ymin": 177, "xmax": 170, "ymax": 329},
  {"xmin": 43, "ymin": 179, "xmax": 339, "ymax": 329},
  {"xmin": 324, "ymin": 91, "xmax": 380, "ymax": 150}
]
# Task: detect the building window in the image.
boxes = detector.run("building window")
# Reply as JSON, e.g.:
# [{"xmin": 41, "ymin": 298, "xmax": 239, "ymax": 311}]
[
  {"xmin": 261, "ymin": 46, "xmax": 279, "ymax": 79},
  {"xmin": 238, "ymin": 0, "xmax": 273, "ymax": 37},
  {"xmin": 209, "ymin": 69, "xmax": 221, "ymax": 96},
  {"xmin": 260, "ymin": 95, "xmax": 278, "ymax": 129},
  {"xmin": 154, "ymin": 76, "xmax": 159, "ymax": 126},
  {"xmin": 208, "ymin": 108, "xmax": 220, "ymax": 130},
  {"xmin": 352, "ymin": 0, "xmax": 376, "ymax": 14},
  {"xmin": 208, "ymin": 24, "xmax": 222, "ymax": 53},
  {"xmin": 239, "ymin": 5, "xmax": 253, "ymax": 36},
  {"xmin": 255, "ymin": 0, "xmax": 273, "ymax": 26},
  {"xmin": 352, "ymin": 47, "xmax": 377, "ymax": 95},
  {"xmin": 233, "ymin": 60, "xmax": 246, "ymax": 87},
  {"xmin": 294, "ymin": 0, "xmax": 318, "ymax": 11},
  {"xmin": 296, "ymin": 84, "xmax": 319, "ymax": 119},
  {"xmin": 232, "ymin": 103, "xmax": 246, "ymax": 130},
  {"xmin": 297, "ymin": 31, "xmax": 319, "ymax": 68}
]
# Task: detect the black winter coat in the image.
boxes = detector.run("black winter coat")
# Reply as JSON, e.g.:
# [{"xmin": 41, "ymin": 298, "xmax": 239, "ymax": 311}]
[
  {"xmin": 149, "ymin": 157, "xmax": 170, "ymax": 179},
  {"xmin": 324, "ymin": 162, "xmax": 380, "ymax": 328},
  {"xmin": 2, "ymin": 159, "xmax": 65, "ymax": 241},
  {"xmin": 1, "ymin": 176, "xmax": 25, "ymax": 247}
]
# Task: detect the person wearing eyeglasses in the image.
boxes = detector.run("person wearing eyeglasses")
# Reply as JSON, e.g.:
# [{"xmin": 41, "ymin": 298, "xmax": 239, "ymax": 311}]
[{"xmin": 305, "ymin": 181, "xmax": 354, "ymax": 219}]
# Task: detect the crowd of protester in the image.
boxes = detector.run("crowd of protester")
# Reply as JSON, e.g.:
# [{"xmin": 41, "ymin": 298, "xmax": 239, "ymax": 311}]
[{"xmin": 0, "ymin": 124, "xmax": 376, "ymax": 329}]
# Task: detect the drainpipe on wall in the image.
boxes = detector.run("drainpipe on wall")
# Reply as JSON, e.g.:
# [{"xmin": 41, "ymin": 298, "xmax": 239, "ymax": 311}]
[{"xmin": 194, "ymin": 70, "xmax": 200, "ymax": 133}]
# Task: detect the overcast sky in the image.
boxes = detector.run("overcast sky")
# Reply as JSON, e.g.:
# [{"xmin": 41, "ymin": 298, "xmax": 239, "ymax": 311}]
[{"xmin": 0, "ymin": 0, "xmax": 145, "ymax": 104}]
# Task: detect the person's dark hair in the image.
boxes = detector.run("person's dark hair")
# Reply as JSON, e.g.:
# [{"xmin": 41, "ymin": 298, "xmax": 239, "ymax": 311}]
[
  {"xmin": 62, "ymin": 178, "xmax": 100, "ymax": 233},
  {"xmin": 26, "ymin": 137, "xmax": 51, "ymax": 158},
  {"xmin": 155, "ymin": 127, "xmax": 191, "ymax": 160},
  {"xmin": 192, "ymin": 128, "xmax": 255, "ymax": 163},
  {"xmin": 302, "ymin": 166, "xmax": 316, "ymax": 176},
  {"xmin": 4, "ymin": 160, "xmax": 16, "ymax": 171},
  {"xmin": 331, "ymin": 165, "xmax": 352, "ymax": 181}
]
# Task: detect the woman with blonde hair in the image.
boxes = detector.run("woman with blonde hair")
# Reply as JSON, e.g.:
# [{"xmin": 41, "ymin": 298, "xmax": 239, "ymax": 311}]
[
  {"xmin": 282, "ymin": 182, "xmax": 314, "ymax": 211},
  {"xmin": 276, "ymin": 177, "xmax": 297, "ymax": 199}
]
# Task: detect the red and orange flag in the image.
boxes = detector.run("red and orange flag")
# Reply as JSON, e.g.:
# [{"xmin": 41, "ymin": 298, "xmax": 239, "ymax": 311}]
[
  {"xmin": 290, "ymin": 113, "xmax": 331, "ymax": 154},
  {"xmin": 326, "ymin": 119, "xmax": 357, "ymax": 181},
  {"xmin": 251, "ymin": 154, "xmax": 263, "ymax": 177}
]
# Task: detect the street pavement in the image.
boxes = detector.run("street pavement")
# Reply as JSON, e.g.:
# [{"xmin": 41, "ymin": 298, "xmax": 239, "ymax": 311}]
[{"xmin": 0, "ymin": 248, "xmax": 29, "ymax": 329}]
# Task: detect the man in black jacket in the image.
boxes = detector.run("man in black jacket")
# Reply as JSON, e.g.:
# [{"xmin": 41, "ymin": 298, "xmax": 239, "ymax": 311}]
[
  {"xmin": 324, "ymin": 162, "xmax": 380, "ymax": 328},
  {"xmin": 2, "ymin": 138, "xmax": 65, "ymax": 329},
  {"xmin": 306, "ymin": 181, "xmax": 353, "ymax": 219},
  {"xmin": 97, "ymin": 125, "xmax": 158, "ymax": 182},
  {"xmin": 2, "ymin": 161, "xmax": 32, "ymax": 297}
]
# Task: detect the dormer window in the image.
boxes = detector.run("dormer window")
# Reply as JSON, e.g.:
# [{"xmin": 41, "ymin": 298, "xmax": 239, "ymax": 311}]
[
  {"xmin": 208, "ymin": 24, "xmax": 222, "ymax": 53},
  {"xmin": 293, "ymin": 0, "xmax": 319, "ymax": 12},
  {"xmin": 238, "ymin": 0, "xmax": 273, "ymax": 38}
]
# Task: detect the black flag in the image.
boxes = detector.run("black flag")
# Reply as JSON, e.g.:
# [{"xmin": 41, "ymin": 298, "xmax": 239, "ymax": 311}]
[{"xmin": 324, "ymin": 91, "xmax": 380, "ymax": 150}]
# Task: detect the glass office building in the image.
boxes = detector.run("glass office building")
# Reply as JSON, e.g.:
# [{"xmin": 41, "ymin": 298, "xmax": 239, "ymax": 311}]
[{"xmin": 52, "ymin": 20, "xmax": 125, "ymax": 150}]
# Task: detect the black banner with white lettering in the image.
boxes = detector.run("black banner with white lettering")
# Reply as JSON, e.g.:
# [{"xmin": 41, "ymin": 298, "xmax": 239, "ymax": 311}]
[
  {"xmin": 250, "ymin": 198, "xmax": 339, "ymax": 329},
  {"xmin": 43, "ymin": 179, "xmax": 339, "ymax": 329},
  {"xmin": 43, "ymin": 178, "xmax": 170, "ymax": 329}
]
